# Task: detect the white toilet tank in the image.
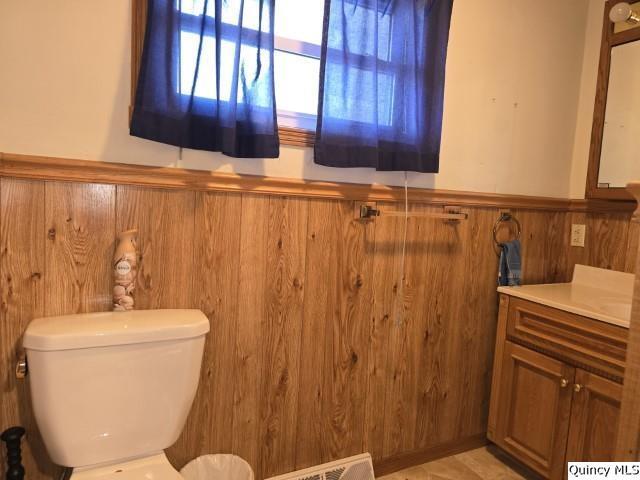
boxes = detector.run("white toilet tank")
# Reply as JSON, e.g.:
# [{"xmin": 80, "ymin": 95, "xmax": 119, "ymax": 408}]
[{"xmin": 23, "ymin": 309, "xmax": 210, "ymax": 468}]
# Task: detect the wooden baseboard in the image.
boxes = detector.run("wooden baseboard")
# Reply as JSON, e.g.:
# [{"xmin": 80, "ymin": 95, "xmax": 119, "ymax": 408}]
[
  {"xmin": 0, "ymin": 152, "xmax": 635, "ymax": 213},
  {"xmin": 372, "ymin": 433, "xmax": 488, "ymax": 477},
  {"xmin": 485, "ymin": 444, "xmax": 545, "ymax": 480}
]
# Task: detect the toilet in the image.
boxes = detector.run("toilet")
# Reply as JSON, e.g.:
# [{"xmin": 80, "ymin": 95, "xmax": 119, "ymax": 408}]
[{"xmin": 22, "ymin": 309, "xmax": 210, "ymax": 480}]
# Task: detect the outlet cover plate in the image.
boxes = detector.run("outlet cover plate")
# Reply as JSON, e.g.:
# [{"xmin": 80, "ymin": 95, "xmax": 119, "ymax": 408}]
[{"xmin": 571, "ymin": 224, "xmax": 586, "ymax": 247}]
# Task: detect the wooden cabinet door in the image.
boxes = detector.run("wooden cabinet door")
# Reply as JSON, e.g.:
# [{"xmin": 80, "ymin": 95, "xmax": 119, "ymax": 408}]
[
  {"xmin": 495, "ymin": 341, "xmax": 575, "ymax": 479},
  {"xmin": 566, "ymin": 369, "xmax": 622, "ymax": 462}
]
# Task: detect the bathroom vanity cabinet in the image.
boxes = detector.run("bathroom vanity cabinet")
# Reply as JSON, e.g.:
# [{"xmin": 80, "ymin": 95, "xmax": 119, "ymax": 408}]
[{"xmin": 488, "ymin": 294, "xmax": 628, "ymax": 479}]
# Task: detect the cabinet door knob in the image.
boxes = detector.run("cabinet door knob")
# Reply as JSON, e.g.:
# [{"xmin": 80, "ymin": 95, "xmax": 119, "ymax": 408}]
[
  {"xmin": 573, "ymin": 383, "xmax": 583, "ymax": 393},
  {"xmin": 560, "ymin": 378, "xmax": 569, "ymax": 388}
]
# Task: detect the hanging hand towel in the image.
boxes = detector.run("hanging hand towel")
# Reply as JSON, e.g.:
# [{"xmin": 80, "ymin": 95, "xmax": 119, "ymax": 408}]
[{"xmin": 498, "ymin": 240, "xmax": 521, "ymax": 286}]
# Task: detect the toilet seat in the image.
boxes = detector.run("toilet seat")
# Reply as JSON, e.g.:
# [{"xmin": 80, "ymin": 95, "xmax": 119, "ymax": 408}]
[{"xmin": 70, "ymin": 453, "xmax": 183, "ymax": 480}]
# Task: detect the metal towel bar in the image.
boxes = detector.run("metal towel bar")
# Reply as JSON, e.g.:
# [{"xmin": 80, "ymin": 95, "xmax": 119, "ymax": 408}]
[{"xmin": 359, "ymin": 205, "xmax": 468, "ymax": 221}]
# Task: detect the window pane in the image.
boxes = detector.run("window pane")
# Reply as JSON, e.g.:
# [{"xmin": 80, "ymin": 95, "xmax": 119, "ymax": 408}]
[
  {"xmin": 327, "ymin": 4, "xmax": 392, "ymax": 61},
  {"xmin": 324, "ymin": 66, "xmax": 394, "ymax": 127},
  {"xmin": 275, "ymin": 0, "xmax": 324, "ymax": 45},
  {"xmin": 179, "ymin": 0, "xmax": 270, "ymax": 32},
  {"xmin": 179, "ymin": 32, "xmax": 271, "ymax": 108},
  {"xmin": 222, "ymin": 0, "xmax": 270, "ymax": 31},
  {"xmin": 180, "ymin": 32, "xmax": 223, "ymax": 100},
  {"xmin": 274, "ymin": 51, "xmax": 320, "ymax": 116},
  {"xmin": 179, "ymin": 0, "xmax": 323, "ymax": 127},
  {"xmin": 179, "ymin": 0, "xmax": 206, "ymax": 16}
]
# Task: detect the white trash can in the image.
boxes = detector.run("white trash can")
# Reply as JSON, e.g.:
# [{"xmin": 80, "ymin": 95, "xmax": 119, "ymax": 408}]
[{"xmin": 180, "ymin": 455, "xmax": 254, "ymax": 480}]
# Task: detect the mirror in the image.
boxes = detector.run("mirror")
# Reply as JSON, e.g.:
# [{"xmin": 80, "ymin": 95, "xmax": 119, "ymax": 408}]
[
  {"xmin": 586, "ymin": 0, "xmax": 640, "ymax": 200},
  {"xmin": 598, "ymin": 40, "xmax": 640, "ymax": 188}
]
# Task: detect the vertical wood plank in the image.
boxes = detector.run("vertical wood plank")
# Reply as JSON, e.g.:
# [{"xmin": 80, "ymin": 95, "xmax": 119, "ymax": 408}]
[
  {"xmin": 294, "ymin": 199, "xmax": 337, "ymax": 469},
  {"xmin": 446, "ymin": 208, "xmax": 499, "ymax": 439},
  {"xmin": 0, "ymin": 179, "xmax": 58, "ymax": 480},
  {"xmin": 362, "ymin": 205, "xmax": 398, "ymax": 460},
  {"xmin": 117, "ymin": 186, "xmax": 196, "ymax": 469},
  {"xmin": 514, "ymin": 210, "xmax": 571, "ymax": 284},
  {"xmin": 295, "ymin": 198, "xmax": 375, "ymax": 467},
  {"xmin": 321, "ymin": 201, "xmax": 374, "ymax": 462},
  {"xmin": 232, "ymin": 194, "xmax": 270, "ymax": 478},
  {"xmin": 543, "ymin": 211, "xmax": 573, "ymax": 282},
  {"xmin": 382, "ymin": 204, "xmax": 445, "ymax": 457},
  {"xmin": 584, "ymin": 212, "xmax": 631, "ymax": 271},
  {"xmin": 44, "ymin": 182, "xmax": 115, "ymax": 316},
  {"xmin": 172, "ymin": 192, "xmax": 242, "ymax": 465},
  {"xmin": 625, "ymin": 221, "xmax": 640, "ymax": 273},
  {"xmin": 412, "ymin": 209, "xmax": 454, "ymax": 450},
  {"xmin": 115, "ymin": 186, "xmax": 196, "ymax": 311},
  {"xmin": 515, "ymin": 210, "xmax": 548, "ymax": 285},
  {"xmin": 259, "ymin": 196, "xmax": 307, "ymax": 478}
]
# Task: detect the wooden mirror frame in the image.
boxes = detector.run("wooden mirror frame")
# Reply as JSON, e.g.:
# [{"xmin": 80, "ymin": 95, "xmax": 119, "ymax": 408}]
[{"xmin": 586, "ymin": 0, "xmax": 640, "ymax": 201}]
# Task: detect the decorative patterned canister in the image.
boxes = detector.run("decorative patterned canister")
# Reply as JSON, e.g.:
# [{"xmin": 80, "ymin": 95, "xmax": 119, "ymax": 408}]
[{"xmin": 113, "ymin": 229, "xmax": 138, "ymax": 311}]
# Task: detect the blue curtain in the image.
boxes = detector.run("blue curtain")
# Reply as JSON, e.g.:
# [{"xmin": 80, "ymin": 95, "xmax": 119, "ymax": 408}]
[
  {"xmin": 131, "ymin": 0, "xmax": 279, "ymax": 158},
  {"xmin": 314, "ymin": 0, "xmax": 454, "ymax": 172}
]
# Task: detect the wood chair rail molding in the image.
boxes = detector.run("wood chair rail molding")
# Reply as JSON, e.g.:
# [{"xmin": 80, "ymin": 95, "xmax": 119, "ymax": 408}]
[
  {"xmin": 585, "ymin": 0, "xmax": 640, "ymax": 201},
  {"xmin": 1, "ymin": 152, "xmax": 635, "ymax": 213}
]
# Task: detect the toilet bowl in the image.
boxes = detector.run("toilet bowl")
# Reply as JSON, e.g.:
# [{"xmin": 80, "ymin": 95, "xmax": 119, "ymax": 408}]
[{"xmin": 22, "ymin": 309, "xmax": 210, "ymax": 479}]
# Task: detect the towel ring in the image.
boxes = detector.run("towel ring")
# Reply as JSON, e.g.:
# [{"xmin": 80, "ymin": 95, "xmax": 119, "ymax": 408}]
[{"xmin": 493, "ymin": 213, "xmax": 521, "ymax": 246}]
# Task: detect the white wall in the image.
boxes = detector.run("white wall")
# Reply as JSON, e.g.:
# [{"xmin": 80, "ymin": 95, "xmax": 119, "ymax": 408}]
[
  {"xmin": 0, "ymin": 0, "xmax": 590, "ymax": 197},
  {"xmin": 570, "ymin": 0, "xmax": 606, "ymax": 198}
]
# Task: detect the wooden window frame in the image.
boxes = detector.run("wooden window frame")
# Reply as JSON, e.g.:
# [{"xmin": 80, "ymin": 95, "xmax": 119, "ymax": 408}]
[{"xmin": 130, "ymin": 0, "xmax": 315, "ymax": 149}]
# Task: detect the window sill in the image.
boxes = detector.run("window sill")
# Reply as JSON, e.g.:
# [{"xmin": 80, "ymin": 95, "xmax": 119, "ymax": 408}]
[
  {"xmin": 279, "ymin": 126, "xmax": 315, "ymax": 148},
  {"xmin": 129, "ymin": 106, "xmax": 315, "ymax": 150}
]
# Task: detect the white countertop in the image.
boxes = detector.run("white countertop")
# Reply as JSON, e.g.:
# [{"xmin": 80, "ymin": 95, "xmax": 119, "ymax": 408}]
[{"xmin": 497, "ymin": 264, "xmax": 634, "ymax": 328}]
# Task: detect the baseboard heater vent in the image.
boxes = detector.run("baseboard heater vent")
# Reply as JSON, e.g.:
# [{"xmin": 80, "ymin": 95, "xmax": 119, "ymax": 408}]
[{"xmin": 265, "ymin": 453, "xmax": 375, "ymax": 480}]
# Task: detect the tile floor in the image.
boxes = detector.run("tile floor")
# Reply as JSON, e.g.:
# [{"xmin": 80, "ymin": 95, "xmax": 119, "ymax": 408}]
[{"xmin": 378, "ymin": 447, "xmax": 537, "ymax": 480}]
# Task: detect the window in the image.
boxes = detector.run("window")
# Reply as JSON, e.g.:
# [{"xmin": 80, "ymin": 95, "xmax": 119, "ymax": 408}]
[
  {"xmin": 323, "ymin": 3, "xmax": 396, "ymax": 129},
  {"xmin": 273, "ymin": 0, "xmax": 324, "ymax": 131},
  {"xmin": 131, "ymin": 0, "xmax": 452, "ymax": 167},
  {"xmin": 131, "ymin": 0, "xmax": 324, "ymax": 147}
]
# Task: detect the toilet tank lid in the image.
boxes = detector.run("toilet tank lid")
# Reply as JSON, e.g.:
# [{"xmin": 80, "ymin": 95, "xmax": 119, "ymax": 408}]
[{"xmin": 23, "ymin": 309, "xmax": 210, "ymax": 351}]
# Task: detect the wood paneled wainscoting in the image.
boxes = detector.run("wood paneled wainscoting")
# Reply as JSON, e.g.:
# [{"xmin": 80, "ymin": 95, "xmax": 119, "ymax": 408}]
[{"xmin": 0, "ymin": 154, "xmax": 637, "ymax": 480}]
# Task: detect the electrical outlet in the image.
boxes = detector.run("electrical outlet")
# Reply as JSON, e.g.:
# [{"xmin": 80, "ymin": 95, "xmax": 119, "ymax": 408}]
[{"xmin": 571, "ymin": 224, "xmax": 586, "ymax": 247}]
